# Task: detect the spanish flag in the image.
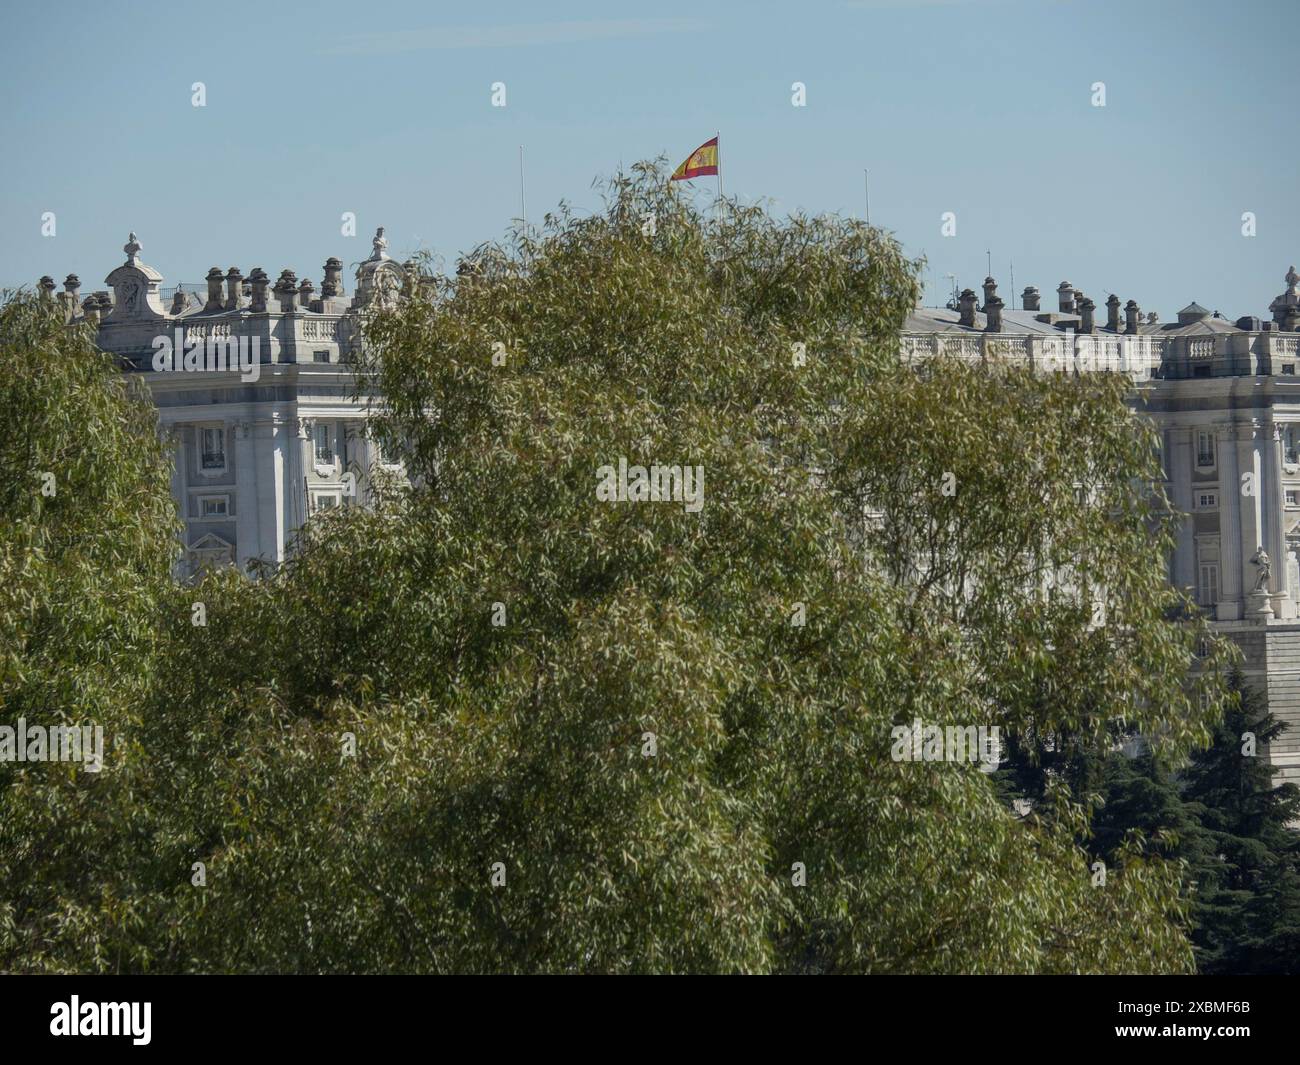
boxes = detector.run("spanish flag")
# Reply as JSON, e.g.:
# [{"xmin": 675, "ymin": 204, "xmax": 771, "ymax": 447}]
[{"xmin": 670, "ymin": 136, "xmax": 719, "ymax": 181}]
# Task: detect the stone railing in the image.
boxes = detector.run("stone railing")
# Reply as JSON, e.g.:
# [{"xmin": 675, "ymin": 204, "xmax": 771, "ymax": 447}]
[{"xmin": 900, "ymin": 332, "xmax": 1166, "ymax": 380}]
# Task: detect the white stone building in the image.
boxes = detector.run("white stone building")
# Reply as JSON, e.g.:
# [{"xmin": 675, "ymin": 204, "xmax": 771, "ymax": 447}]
[
  {"xmin": 40, "ymin": 229, "xmax": 407, "ymax": 576},
  {"xmin": 904, "ymin": 270, "xmax": 1300, "ymax": 788},
  {"xmin": 38, "ymin": 238, "xmax": 1300, "ymax": 787}
]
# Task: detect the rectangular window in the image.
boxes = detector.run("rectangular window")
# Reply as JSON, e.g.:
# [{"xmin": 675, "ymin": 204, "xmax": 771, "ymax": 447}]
[
  {"xmin": 313, "ymin": 423, "xmax": 334, "ymax": 464},
  {"xmin": 1196, "ymin": 431, "xmax": 1216, "ymax": 469},
  {"xmin": 311, "ymin": 490, "xmax": 342, "ymax": 512},
  {"xmin": 1196, "ymin": 491, "xmax": 1218, "ymax": 509},
  {"xmin": 313, "ymin": 349, "xmax": 330, "ymax": 363},
  {"xmin": 199, "ymin": 426, "xmax": 225, "ymax": 471},
  {"xmin": 1286, "ymin": 426, "xmax": 1299, "ymax": 466},
  {"xmin": 199, "ymin": 495, "xmax": 229, "ymax": 518},
  {"xmin": 1197, "ymin": 563, "xmax": 1220, "ymax": 607},
  {"xmin": 1288, "ymin": 490, "xmax": 1300, "ymax": 507}
]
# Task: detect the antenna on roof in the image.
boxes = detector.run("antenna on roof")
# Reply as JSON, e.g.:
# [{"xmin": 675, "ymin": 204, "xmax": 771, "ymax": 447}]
[{"xmin": 1009, "ymin": 261, "xmax": 1015, "ymax": 311}]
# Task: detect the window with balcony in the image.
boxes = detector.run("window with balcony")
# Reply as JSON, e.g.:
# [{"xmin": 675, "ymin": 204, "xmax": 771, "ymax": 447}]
[
  {"xmin": 1197, "ymin": 563, "xmax": 1220, "ymax": 608},
  {"xmin": 313, "ymin": 422, "xmax": 334, "ymax": 465},
  {"xmin": 198, "ymin": 425, "xmax": 226, "ymax": 472},
  {"xmin": 1196, "ymin": 431, "xmax": 1216, "ymax": 470}
]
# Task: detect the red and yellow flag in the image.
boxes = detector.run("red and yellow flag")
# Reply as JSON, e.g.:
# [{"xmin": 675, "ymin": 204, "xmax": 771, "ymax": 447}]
[{"xmin": 670, "ymin": 136, "xmax": 719, "ymax": 181}]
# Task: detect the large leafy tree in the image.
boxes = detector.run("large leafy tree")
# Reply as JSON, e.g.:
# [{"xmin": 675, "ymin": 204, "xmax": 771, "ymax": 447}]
[
  {"xmin": 0, "ymin": 293, "xmax": 178, "ymax": 970},
  {"xmin": 0, "ymin": 163, "xmax": 1230, "ymax": 972}
]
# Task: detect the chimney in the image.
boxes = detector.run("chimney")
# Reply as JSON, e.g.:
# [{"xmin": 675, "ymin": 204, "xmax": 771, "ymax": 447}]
[
  {"xmin": 225, "ymin": 267, "xmax": 243, "ymax": 311},
  {"xmin": 275, "ymin": 270, "xmax": 299, "ymax": 312},
  {"xmin": 298, "ymin": 277, "xmax": 315, "ymax": 310},
  {"xmin": 958, "ymin": 288, "xmax": 978, "ymax": 327},
  {"xmin": 38, "ymin": 275, "xmax": 56, "ymax": 301},
  {"xmin": 321, "ymin": 257, "xmax": 343, "ymax": 299},
  {"xmin": 58, "ymin": 274, "xmax": 81, "ymax": 318},
  {"xmin": 1057, "ymin": 281, "xmax": 1075, "ymax": 314},
  {"xmin": 1106, "ymin": 294, "xmax": 1121, "ymax": 332},
  {"xmin": 83, "ymin": 292, "xmax": 107, "ymax": 325},
  {"xmin": 984, "ymin": 296, "xmax": 1004, "ymax": 333},
  {"xmin": 981, "ymin": 276, "xmax": 997, "ymax": 310},
  {"xmin": 1124, "ymin": 300, "xmax": 1141, "ymax": 335},
  {"xmin": 202, "ymin": 267, "xmax": 224, "ymax": 312},
  {"xmin": 248, "ymin": 268, "xmax": 270, "ymax": 312},
  {"xmin": 1147, "ymin": 311, "xmax": 1159, "ymax": 325},
  {"xmin": 171, "ymin": 288, "xmax": 188, "ymax": 315},
  {"xmin": 1021, "ymin": 286, "xmax": 1040, "ymax": 311},
  {"xmin": 1079, "ymin": 297, "xmax": 1096, "ymax": 334}
]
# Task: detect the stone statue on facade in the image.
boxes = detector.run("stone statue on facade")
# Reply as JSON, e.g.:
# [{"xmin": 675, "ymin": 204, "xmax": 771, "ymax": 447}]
[{"xmin": 1252, "ymin": 547, "xmax": 1272, "ymax": 592}]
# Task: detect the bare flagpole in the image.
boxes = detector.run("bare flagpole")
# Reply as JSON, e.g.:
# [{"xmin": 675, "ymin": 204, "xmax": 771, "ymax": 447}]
[
  {"xmin": 864, "ymin": 169, "xmax": 870, "ymax": 226},
  {"xmin": 519, "ymin": 145, "xmax": 526, "ymax": 226},
  {"xmin": 716, "ymin": 131, "xmax": 723, "ymax": 200}
]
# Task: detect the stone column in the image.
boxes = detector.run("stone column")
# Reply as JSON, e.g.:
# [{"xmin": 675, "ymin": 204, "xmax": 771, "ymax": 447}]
[
  {"xmin": 343, "ymin": 421, "xmax": 366, "ymax": 505},
  {"xmin": 1235, "ymin": 421, "xmax": 1265, "ymax": 613},
  {"xmin": 260, "ymin": 415, "xmax": 290, "ymax": 564},
  {"xmin": 1169, "ymin": 426, "xmax": 1196, "ymax": 594},
  {"xmin": 167, "ymin": 422, "xmax": 187, "ymax": 526},
  {"xmin": 1266, "ymin": 421, "xmax": 1291, "ymax": 617},
  {"xmin": 163, "ymin": 424, "xmax": 189, "ymax": 578},
  {"xmin": 1219, "ymin": 423, "xmax": 1243, "ymax": 618},
  {"xmin": 295, "ymin": 417, "xmax": 314, "ymax": 535},
  {"xmin": 234, "ymin": 419, "xmax": 261, "ymax": 570}
]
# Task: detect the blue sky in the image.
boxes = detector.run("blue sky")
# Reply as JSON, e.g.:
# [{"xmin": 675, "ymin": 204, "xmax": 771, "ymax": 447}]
[{"xmin": 2, "ymin": 0, "xmax": 1296, "ymax": 318}]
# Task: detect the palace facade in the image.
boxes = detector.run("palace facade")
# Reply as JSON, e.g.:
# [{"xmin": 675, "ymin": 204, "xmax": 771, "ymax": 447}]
[
  {"xmin": 904, "ymin": 271, "xmax": 1300, "ymax": 788},
  {"xmin": 36, "ymin": 236, "xmax": 1300, "ymax": 787}
]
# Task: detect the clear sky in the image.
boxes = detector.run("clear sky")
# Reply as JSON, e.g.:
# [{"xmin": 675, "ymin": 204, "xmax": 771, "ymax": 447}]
[{"xmin": 2, "ymin": 0, "xmax": 1297, "ymax": 319}]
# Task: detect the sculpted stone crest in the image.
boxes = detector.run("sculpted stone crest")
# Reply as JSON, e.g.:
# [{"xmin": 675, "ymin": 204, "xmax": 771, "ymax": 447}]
[{"xmin": 103, "ymin": 231, "xmax": 165, "ymax": 324}]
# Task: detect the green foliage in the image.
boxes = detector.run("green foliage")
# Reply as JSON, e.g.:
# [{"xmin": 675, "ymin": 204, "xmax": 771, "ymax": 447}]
[
  {"xmin": 0, "ymin": 164, "xmax": 1231, "ymax": 972},
  {"xmin": 1179, "ymin": 667, "xmax": 1300, "ymax": 973},
  {"xmin": 0, "ymin": 293, "xmax": 178, "ymax": 970},
  {"xmin": 1003, "ymin": 666, "xmax": 1300, "ymax": 975}
]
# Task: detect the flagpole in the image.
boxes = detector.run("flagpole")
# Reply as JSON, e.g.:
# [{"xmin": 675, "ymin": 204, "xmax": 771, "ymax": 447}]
[
  {"xmin": 716, "ymin": 131, "xmax": 723, "ymax": 203},
  {"xmin": 519, "ymin": 145, "xmax": 526, "ymax": 227},
  {"xmin": 864, "ymin": 169, "xmax": 870, "ymax": 226}
]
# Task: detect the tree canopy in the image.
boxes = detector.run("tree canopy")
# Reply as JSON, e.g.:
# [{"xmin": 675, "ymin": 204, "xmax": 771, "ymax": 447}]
[{"xmin": 0, "ymin": 163, "xmax": 1233, "ymax": 972}]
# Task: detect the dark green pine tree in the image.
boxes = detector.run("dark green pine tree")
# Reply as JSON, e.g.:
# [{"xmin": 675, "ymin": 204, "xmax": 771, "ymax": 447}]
[
  {"xmin": 997, "ymin": 668, "xmax": 1300, "ymax": 974},
  {"xmin": 1179, "ymin": 666, "xmax": 1300, "ymax": 974}
]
